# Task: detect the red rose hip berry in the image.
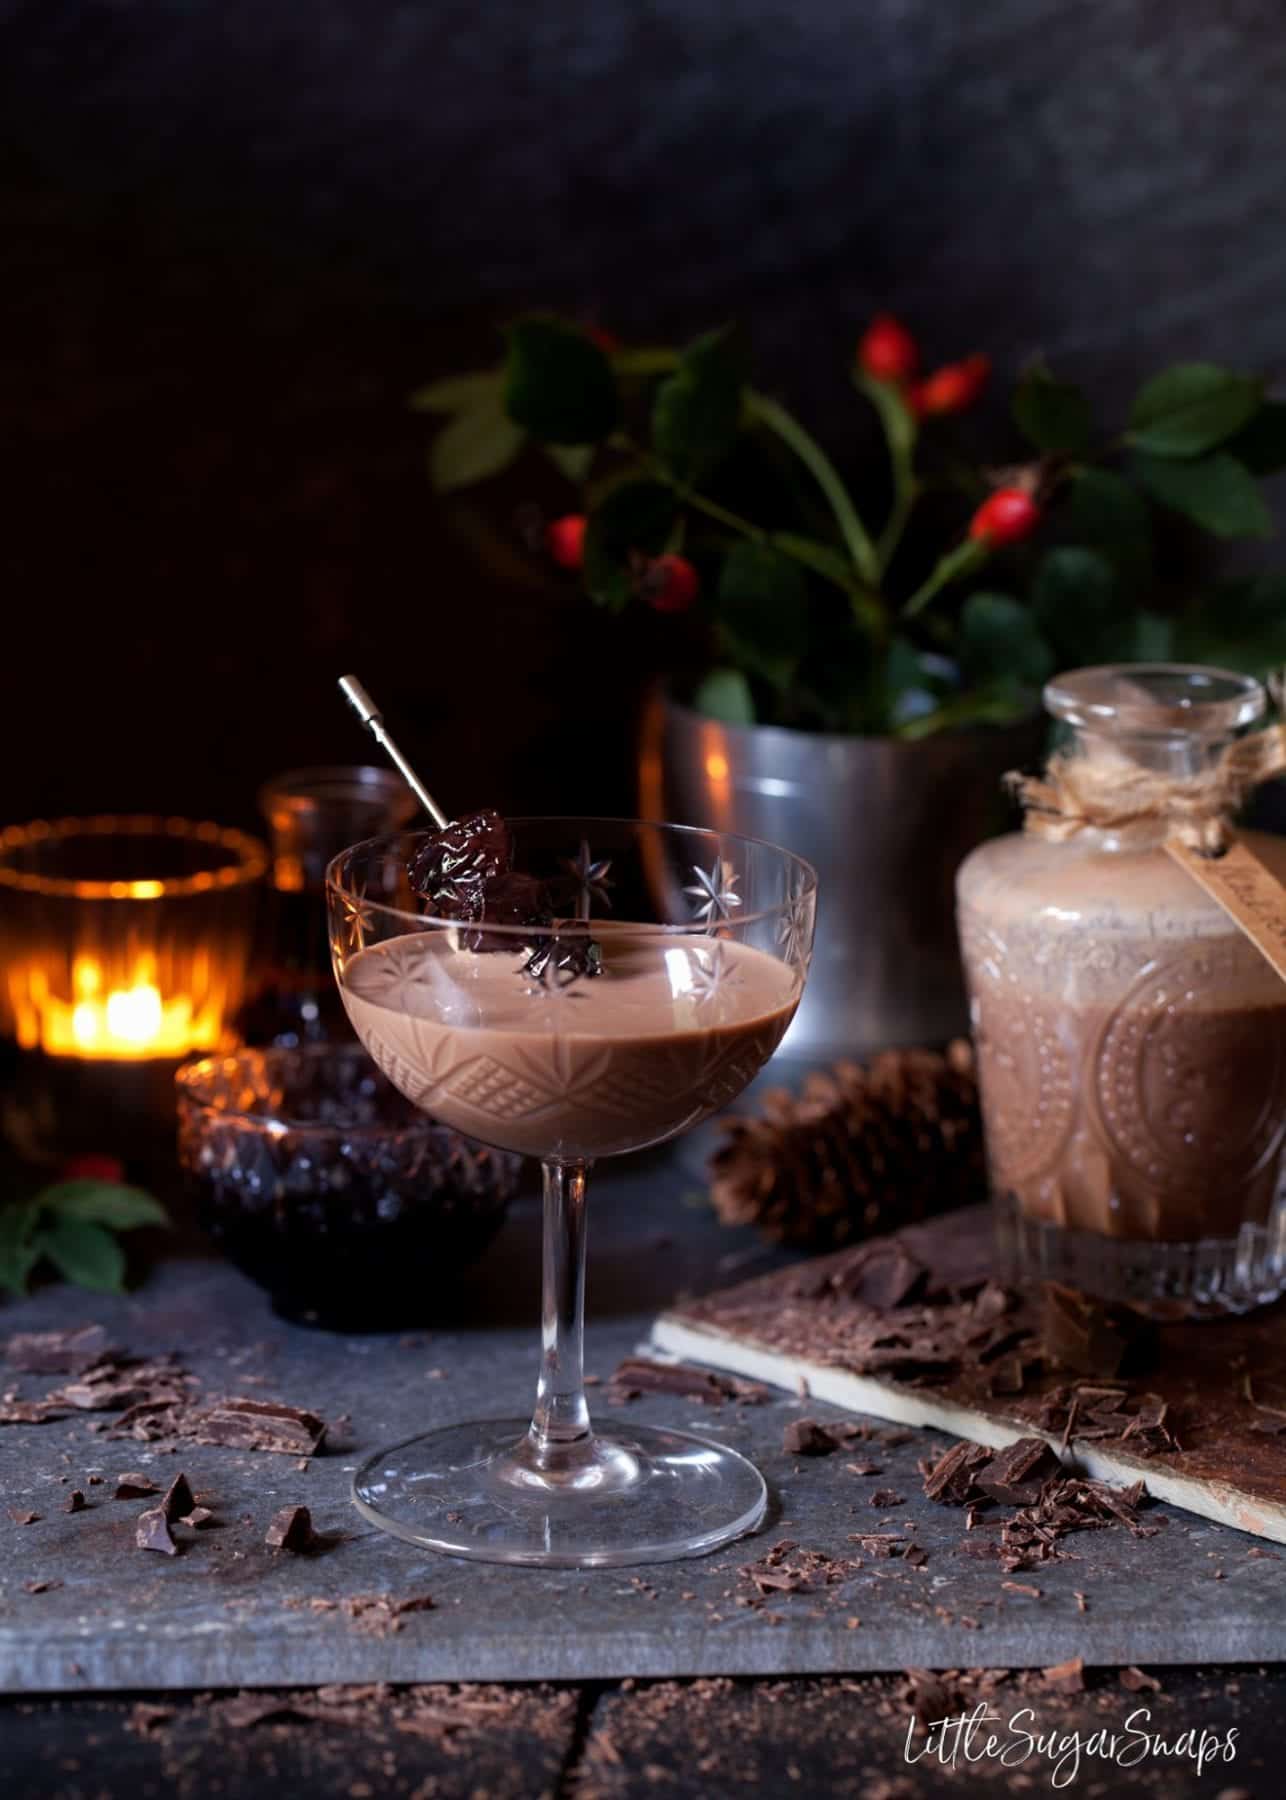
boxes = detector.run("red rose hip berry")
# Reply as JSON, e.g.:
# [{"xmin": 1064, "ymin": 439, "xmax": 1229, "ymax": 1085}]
[
  {"xmin": 968, "ymin": 487, "xmax": 1041, "ymax": 546},
  {"xmin": 640, "ymin": 553, "xmax": 700, "ymax": 613},
  {"xmin": 857, "ymin": 313, "xmax": 918, "ymax": 382},
  {"xmin": 546, "ymin": 514, "xmax": 587, "ymax": 569},
  {"xmin": 908, "ymin": 352, "xmax": 990, "ymax": 416}
]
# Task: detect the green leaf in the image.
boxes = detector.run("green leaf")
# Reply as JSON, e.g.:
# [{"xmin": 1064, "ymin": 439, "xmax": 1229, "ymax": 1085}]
[
  {"xmin": 408, "ymin": 370, "xmax": 504, "ymax": 415},
  {"xmin": 503, "ymin": 318, "xmax": 620, "ymax": 445},
  {"xmin": 1012, "ymin": 363, "xmax": 1092, "ymax": 454},
  {"xmin": 1125, "ymin": 611, "xmax": 1176, "ymax": 660},
  {"xmin": 1226, "ymin": 401, "xmax": 1286, "ymax": 477},
  {"xmin": 1175, "ymin": 574, "xmax": 1286, "ymax": 677},
  {"xmin": 691, "ymin": 667, "xmax": 756, "ymax": 726},
  {"xmin": 582, "ymin": 480, "xmax": 677, "ymax": 611},
  {"xmin": 651, "ymin": 326, "xmax": 745, "ymax": 485},
  {"xmin": 894, "ymin": 681, "xmax": 1034, "ymax": 740},
  {"xmin": 429, "ymin": 395, "xmax": 526, "ymax": 493},
  {"xmin": 1128, "ymin": 363, "xmax": 1262, "ymax": 457},
  {"xmin": 0, "ymin": 1200, "xmax": 40, "ymax": 1296},
  {"xmin": 1032, "ymin": 546, "xmax": 1120, "ymax": 664},
  {"xmin": 37, "ymin": 1219, "xmax": 127, "ymax": 1294},
  {"xmin": 544, "ymin": 443, "xmax": 595, "ymax": 486},
  {"xmin": 959, "ymin": 592, "xmax": 1057, "ymax": 687},
  {"xmin": 1136, "ymin": 452, "xmax": 1272, "ymax": 539},
  {"xmin": 886, "ymin": 637, "xmax": 956, "ymax": 730},
  {"xmin": 1065, "ymin": 468, "xmax": 1153, "ymax": 592},
  {"xmin": 38, "ymin": 1180, "xmax": 168, "ymax": 1231},
  {"xmin": 715, "ymin": 543, "xmax": 808, "ymax": 690}
]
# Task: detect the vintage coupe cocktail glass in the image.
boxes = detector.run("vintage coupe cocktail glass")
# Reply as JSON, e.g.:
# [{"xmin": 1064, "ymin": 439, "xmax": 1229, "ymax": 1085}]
[{"xmin": 327, "ymin": 818, "xmax": 817, "ymax": 1567}]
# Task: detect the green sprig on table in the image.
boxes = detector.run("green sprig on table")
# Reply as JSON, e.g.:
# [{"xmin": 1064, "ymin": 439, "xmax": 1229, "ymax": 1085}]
[
  {"xmin": 0, "ymin": 1180, "xmax": 168, "ymax": 1297},
  {"xmin": 414, "ymin": 317, "xmax": 1286, "ymax": 737}
]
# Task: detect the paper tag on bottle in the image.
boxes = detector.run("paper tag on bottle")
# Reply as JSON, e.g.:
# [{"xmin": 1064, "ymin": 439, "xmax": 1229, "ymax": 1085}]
[{"xmin": 1165, "ymin": 836, "xmax": 1286, "ymax": 986}]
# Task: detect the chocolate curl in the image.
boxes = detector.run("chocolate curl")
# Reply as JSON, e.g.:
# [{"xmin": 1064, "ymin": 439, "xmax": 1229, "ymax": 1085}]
[{"xmin": 1008, "ymin": 723, "xmax": 1286, "ymax": 856}]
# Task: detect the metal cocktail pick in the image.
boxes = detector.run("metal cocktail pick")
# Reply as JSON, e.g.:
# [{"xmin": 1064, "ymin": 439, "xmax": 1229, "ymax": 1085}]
[{"xmin": 337, "ymin": 675, "xmax": 448, "ymax": 828}]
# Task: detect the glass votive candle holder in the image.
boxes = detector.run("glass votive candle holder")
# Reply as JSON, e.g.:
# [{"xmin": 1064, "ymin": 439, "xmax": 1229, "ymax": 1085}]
[
  {"xmin": 176, "ymin": 1042, "xmax": 523, "ymax": 1327},
  {"xmin": 0, "ymin": 815, "xmax": 267, "ymax": 1165},
  {"xmin": 235, "ymin": 766, "xmax": 419, "ymax": 1048}
]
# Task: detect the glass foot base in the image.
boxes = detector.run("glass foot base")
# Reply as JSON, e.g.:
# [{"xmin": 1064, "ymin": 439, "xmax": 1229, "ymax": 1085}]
[
  {"xmin": 994, "ymin": 1193, "xmax": 1286, "ymax": 1318},
  {"xmin": 351, "ymin": 1418, "xmax": 768, "ymax": 1568}
]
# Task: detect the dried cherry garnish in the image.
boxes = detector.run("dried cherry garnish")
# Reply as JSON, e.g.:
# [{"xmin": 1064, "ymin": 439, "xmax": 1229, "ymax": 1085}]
[{"xmin": 409, "ymin": 809, "xmax": 512, "ymax": 921}]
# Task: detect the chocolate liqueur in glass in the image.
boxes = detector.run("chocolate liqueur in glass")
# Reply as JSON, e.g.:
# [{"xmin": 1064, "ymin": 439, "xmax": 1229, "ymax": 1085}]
[{"xmin": 329, "ymin": 816, "xmax": 816, "ymax": 1566}]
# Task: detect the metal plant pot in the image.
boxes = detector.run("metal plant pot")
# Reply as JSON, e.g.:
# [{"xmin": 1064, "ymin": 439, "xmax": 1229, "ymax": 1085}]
[{"xmin": 640, "ymin": 690, "xmax": 1039, "ymax": 1062}]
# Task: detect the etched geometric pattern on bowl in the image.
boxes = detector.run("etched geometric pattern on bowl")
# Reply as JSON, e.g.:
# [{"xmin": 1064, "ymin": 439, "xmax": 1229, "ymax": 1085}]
[{"xmin": 1092, "ymin": 941, "xmax": 1286, "ymax": 1192}]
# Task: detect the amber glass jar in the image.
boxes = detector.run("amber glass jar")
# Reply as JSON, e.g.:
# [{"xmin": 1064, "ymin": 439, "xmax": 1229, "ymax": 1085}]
[{"xmin": 957, "ymin": 665, "xmax": 1286, "ymax": 1317}]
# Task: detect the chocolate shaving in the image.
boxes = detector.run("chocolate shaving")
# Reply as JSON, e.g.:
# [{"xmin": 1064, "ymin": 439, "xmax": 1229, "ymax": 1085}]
[
  {"xmin": 923, "ymin": 1441, "xmax": 992, "ymax": 1505},
  {"xmin": 160, "ymin": 1473, "xmax": 195, "ymax": 1523},
  {"xmin": 187, "ymin": 1397, "xmax": 327, "ymax": 1455},
  {"xmin": 1042, "ymin": 1284, "xmax": 1154, "ymax": 1379},
  {"xmin": 1119, "ymin": 1666, "xmax": 1162, "ymax": 1693},
  {"xmin": 834, "ymin": 1245, "xmax": 928, "ymax": 1311},
  {"xmin": 1042, "ymin": 1656, "xmax": 1085, "ymax": 1693},
  {"xmin": 339, "ymin": 1592, "xmax": 435, "ymax": 1636},
  {"xmin": 607, "ymin": 1357, "xmax": 767, "ymax": 1407},
  {"xmin": 5, "ymin": 1324, "xmax": 113, "ymax": 1374},
  {"xmin": 266, "ymin": 1505, "xmax": 316, "ymax": 1553},
  {"xmin": 782, "ymin": 1418, "xmax": 844, "ymax": 1457},
  {"xmin": 8, "ymin": 1509, "xmax": 39, "ymax": 1525},
  {"xmin": 114, "ymin": 1473, "xmax": 161, "ymax": 1500},
  {"xmin": 976, "ymin": 1438, "xmax": 1062, "ymax": 1507},
  {"xmin": 136, "ymin": 1506, "xmax": 178, "ymax": 1556},
  {"xmin": 180, "ymin": 1506, "xmax": 215, "ymax": 1529}
]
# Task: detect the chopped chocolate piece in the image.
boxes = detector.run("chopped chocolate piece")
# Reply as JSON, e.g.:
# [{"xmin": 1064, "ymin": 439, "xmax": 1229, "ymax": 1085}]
[
  {"xmin": 8, "ymin": 1509, "xmax": 39, "ymax": 1525},
  {"xmin": 782, "ymin": 1418, "xmax": 843, "ymax": 1457},
  {"xmin": 64, "ymin": 1489, "xmax": 87, "ymax": 1514},
  {"xmin": 339, "ymin": 1592, "xmax": 435, "ymax": 1635},
  {"xmin": 265, "ymin": 1505, "xmax": 316, "ymax": 1553},
  {"xmin": 1042, "ymin": 1283, "xmax": 1154, "ymax": 1379},
  {"xmin": 902, "ymin": 1544, "xmax": 929, "ymax": 1567},
  {"xmin": 834, "ymin": 1245, "xmax": 928, "ymax": 1311},
  {"xmin": 180, "ymin": 1507, "xmax": 215, "ymax": 1529},
  {"xmin": 160, "ymin": 1472, "xmax": 195, "ymax": 1523},
  {"xmin": 136, "ymin": 1507, "xmax": 178, "ymax": 1555},
  {"xmin": 1042, "ymin": 1657, "xmax": 1085, "ymax": 1692},
  {"xmin": 1119, "ymin": 1666, "xmax": 1162, "ymax": 1693},
  {"xmin": 125, "ymin": 1703, "xmax": 176, "ymax": 1737},
  {"xmin": 5, "ymin": 1324, "xmax": 113, "ymax": 1374},
  {"xmin": 87, "ymin": 1474, "xmax": 103, "ymax": 1486},
  {"xmin": 114, "ymin": 1473, "xmax": 161, "ymax": 1499},
  {"xmin": 607, "ymin": 1357, "xmax": 764, "ymax": 1407},
  {"xmin": 24, "ymin": 1579, "xmax": 61, "ymax": 1594},
  {"xmin": 870, "ymin": 1489, "xmax": 905, "ymax": 1508},
  {"xmin": 190, "ymin": 1397, "xmax": 327, "ymax": 1456},
  {"xmin": 0, "ymin": 1398, "xmax": 66, "ymax": 1424},
  {"xmin": 844, "ymin": 1461, "xmax": 882, "ymax": 1477},
  {"xmin": 56, "ymin": 1357, "xmax": 192, "ymax": 1413},
  {"xmin": 922, "ymin": 1440, "xmax": 992, "ymax": 1506},
  {"xmin": 1001, "ymin": 1580, "xmax": 1042, "ymax": 1597},
  {"xmin": 976, "ymin": 1438, "xmax": 1062, "ymax": 1507}
]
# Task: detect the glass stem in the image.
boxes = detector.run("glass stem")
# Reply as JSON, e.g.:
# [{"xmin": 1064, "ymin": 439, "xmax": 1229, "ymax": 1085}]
[{"xmin": 528, "ymin": 1159, "xmax": 592, "ymax": 1465}]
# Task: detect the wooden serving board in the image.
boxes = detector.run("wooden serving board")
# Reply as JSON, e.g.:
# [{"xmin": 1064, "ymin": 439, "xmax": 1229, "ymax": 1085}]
[{"xmin": 653, "ymin": 1207, "xmax": 1286, "ymax": 1545}]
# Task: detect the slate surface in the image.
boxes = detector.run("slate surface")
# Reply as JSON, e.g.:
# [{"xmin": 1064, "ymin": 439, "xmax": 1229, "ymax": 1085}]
[{"xmin": 2, "ymin": 1154, "xmax": 1285, "ymax": 1692}]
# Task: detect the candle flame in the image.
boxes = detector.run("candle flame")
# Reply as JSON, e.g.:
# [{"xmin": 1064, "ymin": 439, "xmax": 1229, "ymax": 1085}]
[{"xmin": 20, "ymin": 953, "xmax": 224, "ymax": 1059}]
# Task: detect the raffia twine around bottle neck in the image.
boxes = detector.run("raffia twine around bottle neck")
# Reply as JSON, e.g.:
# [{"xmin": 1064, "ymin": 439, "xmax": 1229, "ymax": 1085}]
[{"xmin": 1008, "ymin": 722, "xmax": 1286, "ymax": 856}]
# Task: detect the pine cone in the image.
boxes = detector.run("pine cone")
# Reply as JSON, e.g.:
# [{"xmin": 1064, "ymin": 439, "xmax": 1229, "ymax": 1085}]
[{"xmin": 708, "ymin": 1039, "xmax": 985, "ymax": 1252}]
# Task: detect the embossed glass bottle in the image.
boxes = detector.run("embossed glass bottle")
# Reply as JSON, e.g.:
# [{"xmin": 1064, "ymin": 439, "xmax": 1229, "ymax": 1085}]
[{"xmin": 957, "ymin": 665, "xmax": 1286, "ymax": 1317}]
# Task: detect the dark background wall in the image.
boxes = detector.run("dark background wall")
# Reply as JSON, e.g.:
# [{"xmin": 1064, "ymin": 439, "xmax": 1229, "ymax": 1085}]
[{"xmin": 3, "ymin": 0, "xmax": 1284, "ymax": 831}]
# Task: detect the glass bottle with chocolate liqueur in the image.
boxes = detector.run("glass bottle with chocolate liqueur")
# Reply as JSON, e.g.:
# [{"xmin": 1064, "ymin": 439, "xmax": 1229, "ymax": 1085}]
[{"xmin": 957, "ymin": 664, "xmax": 1286, "ymax": 1317}]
